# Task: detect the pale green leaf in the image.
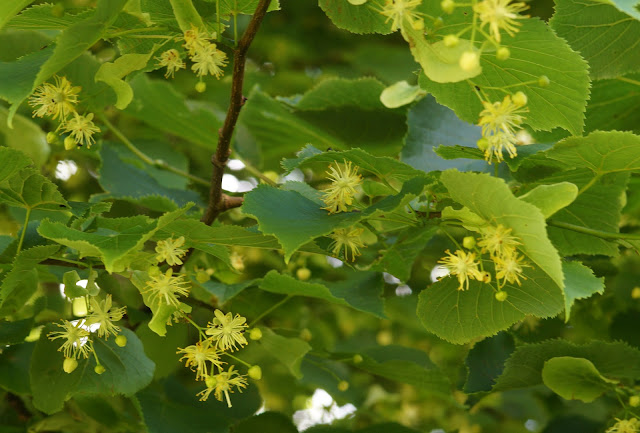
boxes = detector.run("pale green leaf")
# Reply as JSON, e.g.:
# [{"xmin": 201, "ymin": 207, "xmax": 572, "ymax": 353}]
[
  {"xmin": 518, "ymin": 182, "xmax": 578, "ymax": 218},
  {"xmin": 0, "ymin": 147, "xmax": 32, "ymax": 183},
  {"xmin": 373, "ymin": 225, "xmax": 438, "ymax": 282},
  {"xmin": 550, "ymin": 0, "xmax": 640, "ymax": 79},
  {"xmin": 380, "ymin": 80, "xmax": 426, "ymax": 109},
  {"xmin": 283, "ymin": 77, "xmax": 386, "ymax": 111},
  {"xmin": 318, "ymin": 0, "xmax": 392, "ymax": 35},
  {"xmin": 542, "ymin": 357, "xmax": 616, "ymax": 403},
  {"xmin": 30, "ymin": 327, "xmax": 154, "ymax": 414},
  {"xmin": 0, "ymin": 107, "xmax": 49, "ymax": 167},
  {"xmin": 0, "ymin": 0, "xmax": 34, "ymax": 32},
  {"xmin": 6, "ymin": 4, "xmax": 92, "ymax": 30},
  {"xmin": 169, "ymin": 0, "xmax": 204, "ymax": 31},
  {"xmin": 258, "ymin": 327, "xmax": 311, "ymax": 379},
  {"xmin": 419, "ymin": 19, "xmax": 590, "ymax": 135},
  {"xmin": 562, "ymin": 261, "xmax": 604, "ymax": 321},
  {"xmin": 95, "ymin": 52, "xmax": 154, "ymax": 110},
  {"xmin": 218, "ymin": 0, "xmax": 281, "ymax": 15},
  {"xmin": 0, "ymin": 167, "xmax": 67, "ymax": 211}
]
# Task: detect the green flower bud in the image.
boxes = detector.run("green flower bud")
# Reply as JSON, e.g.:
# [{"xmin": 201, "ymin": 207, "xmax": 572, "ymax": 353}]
[
  {"xmin": 248, "ymin": 365, "xmax": 262, "ymax": 380},
  {"xmin": 495, "ymin": 291, "xmax": 508, "ymax": 302},
  {"xmin": 441, "ymin": 0, "xmax": 455, "ymax": 14},
  {"xmin": 538, "ymin": 75, "xmax": 550, "ymax": 87},
  {"xmin": 64, "ymin": 136, "xmax": 76, "ymax": 150},
  {"xmin": 195, "ymin": 82, "xmax": 207, "ymax": 93},
  {"xmin": 496, "ymin": 47, "xmax": 510, "ymax": 61},
  {"xmin": 115, "ymin": 335, "xmax": 127, "ymax": 347},
  {"xmin": 353, "ymin": 354, "xmax": 363, "ymax": 364},
  {"xmin": 63, "ymin": 357, "xmax": 78, "ymax": 374},
  {"xmin": 462, "ymin": 236, "xmax": 476, "ymax": 249},
  {"xmin": 249, "ymin": 328, "xmax": 263, "ymax": 341},
  {"xmin": 296, "ymin": 267, "xmax": 311, "ymax": 281},
  {"xmin": 94, "ymin": 365, "xmax": 106, "ymax": 375},
  {"xmin": 477, "ymin": 137, "xmax": 489, "ymax": 151},
  {"xmin": 443, "ymin": 34, "xmax": 459, "ymax": 48},
  {"xmin": 512, "ymin": 91, "xmax": 527, "ymax": 107},
  {"xmin": 338, "ymin": 381, "xmax": 349, "ymax": 391}
]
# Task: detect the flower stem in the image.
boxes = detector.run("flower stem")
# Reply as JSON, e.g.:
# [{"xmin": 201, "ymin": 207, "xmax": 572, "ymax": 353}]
[
  {"xmin": 548, "ymin": 220, "xmax": 640, "ymax": 241},
  {"xmin": 16, "ymin": 207, "xmax": 32, "ymax": 256},
  {"xmin": 249, "ymin": 294, "xmax": 292, "ymax": 327},
  {"xmin": 224, "ymin": 352, "xmax": 251, "ymax": 368}
]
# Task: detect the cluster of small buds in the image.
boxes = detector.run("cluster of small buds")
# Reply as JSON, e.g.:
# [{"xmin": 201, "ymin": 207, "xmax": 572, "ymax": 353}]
[
  {"xmin": 177, "ymin": 309, "xmax": 262, "ymax": 407},
  {"xmin": 156, "ymin": 24, "xmax": 228, "ymax": 92},
  {"xmin": 48, "ymin": 294, "xmax": 127, "ymax": 374},
  {"xmin": 29, "ymin": 76, "xmax": 100, "ymax": 149},
  {"xmin": 438, "ymin": 224, "xmax": 529, "ymax": 300}
]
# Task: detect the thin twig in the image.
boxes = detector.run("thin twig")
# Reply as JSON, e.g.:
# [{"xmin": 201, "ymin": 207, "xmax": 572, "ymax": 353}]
[{"xmin": 201, "ymin": 0, "xmax": 273, "ymax": 225}]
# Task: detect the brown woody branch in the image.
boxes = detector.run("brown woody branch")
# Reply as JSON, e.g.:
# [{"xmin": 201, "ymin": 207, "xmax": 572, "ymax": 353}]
[{"xmin": 201, "ymin": 0, "xmax": 273, "ymax": 225}]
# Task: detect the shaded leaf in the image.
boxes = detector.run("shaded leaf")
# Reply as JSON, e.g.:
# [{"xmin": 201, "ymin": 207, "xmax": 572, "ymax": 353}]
[
  {"xmin": 562, "ymin": 261, "xmax": 604, "ymax": 321},
  {"xmin": 95, "ymin": 52, "xmax": 154, "ymax": 110},
  {"xmin": 258, "ymin": 327, "xmax": 311, "ymax": 379},
  {"xmin": 542, "ymin": 357, "xmax": 616, "ymax": 403},
  {"xmin": 464, "ymin": 332, "xmax": 515, "ymax": 393},
  {"xmin": 318, "ymin": 0, "xmax": 392, "ymax": 35}
]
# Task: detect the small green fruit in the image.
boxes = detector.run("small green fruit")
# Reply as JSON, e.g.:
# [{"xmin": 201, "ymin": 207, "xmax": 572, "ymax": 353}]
[
  {"xmin": 94, "ymin": 365, "xmax": 106, "ymax": 375},
  {"xmin": 495, "ymin": 291, "xmax": 508, "ymax": 302},
  {"xmin": 195, "ymin": 82, "xmax": 207, "ymax": 93},
  {"xmin": 115, "ymin": 335, "xmax": 127, "ymax": 347},
  {"xmin": 338, "ymin": 381, "xmax": 349, "ymax": 391},
  {"xmin": 248, "ymin": 365, "xmax": 262, "ymax": 380},
  {"xmin": 462, "ymin": 236, "xmax": 476, "ymax": 249},
  {"xmin": 538, "ymin": 75, "xmax": 550, "ymax": 87},
  {"xmin": 63, "ymin": 357, "xmax": 78, "ymax": 374},
  {"xmin": 496, "ymin": 47, "xmax": 510, "ymax": 61},
  {"xmin": 296, "ymin": 267, "xmax": 311, "ymax": 281},
  {"xmin": 64, "ymin": 136, "xmax": 76, "ymax": 150},
  {"xmin": 249, "ymin": 328, "xmax": 263, "ymax": 341}
]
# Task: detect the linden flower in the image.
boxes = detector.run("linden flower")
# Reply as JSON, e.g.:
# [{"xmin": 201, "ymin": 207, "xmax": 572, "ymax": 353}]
[
  {"xmin": 322, "ymin": 160, "xmax": 362, "ymax": 214},
  {"xmin": 28, "ymin": 76, "xmax": 81, "ymax": 122},
  {"xmin": 191, "ymin": 43, "xmax": 228, "ymax": 78},
  {"xmin": 197, "ymin": 366, "xmax": 248, "ymax": 407},
  {"xmin": 477, "ymin": 224, "xmax": 520, "ymax": 258},
  {"xmin": 143, "ymin": 269, "xmax": 190, "ymax": 308},
  {"xmin": 607, "ymin": 418, "xmax": 640, "ymax": 433},
  {"xmin": 48, "ymin": 320, "xmax": 92, "ymax": 359},
  {"xmin": 478, "ymin": 94, "xmax": 527, "ymax": 163},
  {"xmin": 155, "ymin": 236, "xmax": 187, "ymax": 266},
  {"xmin": 85, "ymin": 295, "xmax": 126, "ymax": 339},
  {"xmin": 156, "ymin": 49, "xmax": 186, "ymax": 78},
  {"xmin": 205, "ymin": 309, "xmax": 249, "ymax": 352},
  {"xmin": 64, "ymin": 112, "xmax": 100, "ymax": 148},
  {"xmin": 177, "ymin": 340, "xmax": 225, "ymax": 381},
  {"xmin": 379, "ymin": 0, "xmax": 423, "ymax": 32},
  {"xmin": 182, "ymin": 25, "xmax": 211, "ymax": 56},
  {"xmin": 329, "ymin": 227, "xmax": 366, "ymax": 261},
  {"xmin": 474, "ymin": 0, "xmax": 528, "ymax": 43},
  {"xmin": 494, "ymin": 252, "xmax": 528, "ymax": 287},
  {"xmin": 484, "ymin": 132, "xmax": 518, "ymax": 163},
  {"xmin": 438, "ymin": 249, "xmax": 483, "ymax": 291}
]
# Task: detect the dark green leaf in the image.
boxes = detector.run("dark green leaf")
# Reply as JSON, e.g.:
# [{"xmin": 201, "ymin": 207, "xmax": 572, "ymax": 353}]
[
  {"xmin": 541, "ymin": 357, "xmax": 616, "ymax": 403},
  {"xmin": 464, "ymin": 332, "xmax": 515, "ymax": 393},
  {"xmin": 562, "ymin": 261, "xmax": 604, "ymax": 321}
]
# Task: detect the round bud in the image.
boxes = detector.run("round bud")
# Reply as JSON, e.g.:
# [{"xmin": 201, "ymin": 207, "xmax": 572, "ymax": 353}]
[
  {"xmin": 353, "ymin": 354, "xmax": 363, "ymax": 364},
  {"xmin": 248, "ymin": 365, "xmax": 262, "ymax": 380},
  {"xmin": 459, "ymin": 51, "xmax": 479, "ymax": 71},
  {"xmin": 300, "ymin": 328, "xmax": 312, "ymax": 341},
  {"xmin": 538, "ymin": 75, "xmax": 550, "ymax": 87},
  {"xmin": 63, "ymin": 357, "xmax": 78, "ymax": 374},
  {"xmin": 115, "ymin": 334, "xmax": 127, "ymax": 347},
  {"xmin": 205, "ymin": 375, "xmax": 217, "ymax": 388},
  {"xmin": 512, "ymin": 91, "xmax": 527, "ymax": 107},
  {"xmin": 46, "ymin": 131, "xmax": 58, "ymax": 144},
  {"xmin": 338, "ymin": 381, "xmax": 349, "ymax": 391},
  {"xmin": 443, "ymin": 34, "xmax": 459, "ymax": 48},
  {"xmin": 195, "ymin": 82, "xmax": 207, "ymax": 93},
  {"xmin": 347, "ymin": 0, "xmax": 368, "ymax": 4},
  {"xmin": 495, "ymin": 291, "xmax": 508, "ymax": 302},
  {"xmin": 249, "ymin": 328, "xmax": 263, "ymax": 341},
  {"xmin": 72, "ymin": 297, "xmax": 88, "ymax": 317},
  {"xmin": 630, "ymin": 396, "xmax": 640, "ymax": 407},
  {"xmin": 296, "ymin": 267, "xmax": 311, "ymax": 281},
  {"xmin": 481, "ymin": 271, "xmax": 492, "ymax": 284},
  {"xmin": 477, "ymin": 137, "xmax": 489, "ymax": 151},
  {"xmin": 462, "ymin": 236, "xmax": 476, "ymax": 249},
  {"xmin": 433, "ymin": 17, "xmax": 444, "ymax": 29},
  {"xmin": 64, "ymin": 136, "xmax": 76, "ymax": 150},
  {"xmin": 263, "ymin": 171, "xmax": 279, "ymax": 184},
  {"xmin": 441, "ymin": 0, "xmax": 455, "ymax": 14},
  {"xmin": 632, "ymin": 287, "xmax": 640, "ymax": 299},
  {"xmin": 94, "ymin": 365, "xmax": 106, "ymax": 375},
  {"xmin": 496, "ymin": 47, "xmax": 510, "ymax": 61},
  {"xmin": 412, "ymin": 18, "xmax": 425, "ymax": 31},
  {"xmin": 196, "ymin": 270, "xmax": 210, "ymax": 283},
  {"xmin": 51, "ymin": 3, "xmax": 65, "ymax": 17}
]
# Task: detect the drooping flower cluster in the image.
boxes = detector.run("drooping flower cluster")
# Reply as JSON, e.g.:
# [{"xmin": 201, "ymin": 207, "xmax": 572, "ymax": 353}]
[
  {"xmin": 177, "ymin": 309, "xmax": 257, "ymax": 407},
  {"xmin": 474, "ymin": 0, "xmax": 529, "ymax": 43},
  {"xmin": 155, "ymin": 236, "xmax": 187, "ymax": 266},
  {"xmin": 142, "ymin": 269, "xmax": 191, "ymax": 308},
  {"xmin": 28, "ymin": 76, "xmax": 100, "ymax": 148},
  {"xmin": 477, "ymin": 93, "xmax": 528, "ymax": 163},
  {"xmin": 607, "ymin": 418, "xmax": 640, "ymax": 433},
  {"xmin": 322, "ymin": 160, "xmax": 362, "ymax": 214},
  {"xmin": 329, "ymin": 227, "xmax": 366, "ymax": 262},
  {"xmin": 48, "ymin": 294, "xmax": 127, "ymax": 374},
  {"xmin": 437, "ymin": 224, "xmax": 528, "ymax": 298},
  {"xmin": 379, "ymin": 0, "xmax": 424, "ymax": 32},
  {"xmin": 156, "ymin": 24, "xmax": 228, "ymax": 86}
]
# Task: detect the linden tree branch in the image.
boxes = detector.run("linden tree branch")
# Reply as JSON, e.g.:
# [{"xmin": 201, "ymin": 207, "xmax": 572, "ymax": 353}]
[{"xmin": 201, "ymin": 0, "xmax": 273, "ymax": 225}]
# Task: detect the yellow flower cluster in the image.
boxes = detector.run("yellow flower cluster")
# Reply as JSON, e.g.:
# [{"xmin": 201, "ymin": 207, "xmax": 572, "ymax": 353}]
[
  {"xmin": 155, "ymin": 236, "xmax": 187, "ymax": 266},
  {"xmin": 322, "ymin": 160, "xmax": 362, "ymax": 214},
  {"xmin": 438, "ymin": 224, "xmax": 528, "ymax": 298},
  {"xmin": 607, "ymin": 418, "xmax": 640, "ymax": 433},
  {"xmin": 177, "ymin": 309, "xmax": 255, "ymax": 407},
  {"xmin": 28, "ymin": 76, "xmax": 100, "ymax": 148},
  {"xmin": 47, "ymin": 294, "xmax": 127, "ymax": 374},
  {"xmin": 379, "ymin": 0, "xmax": 424, "ymax": 32},
  {"xmin": 142, "ymin": 269, "xmax": 191, "ymax": 308},
  {"xmin": 156, "ymin": 25, "xmax": 228, "ymax": 84},
  {"xmin": 477, "ymin": 93, "xmax": 528, "ymax": 163}
]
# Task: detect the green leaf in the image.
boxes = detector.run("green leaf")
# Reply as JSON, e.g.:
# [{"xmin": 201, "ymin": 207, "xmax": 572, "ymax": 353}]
[
  {"xmin": 0, "ymin": 318, "xmax": 33, "ymax": 345},
  {"xmin": 258, "ymin": 327, "xmax": 311, "ymax": 379},
  {"xmin": 318, "ymin": 0, "xmax": 392, "ymax": 35},
  {"xmin": 0, "ymin": 245, "xmax": 59, "ymax": 317},
  {"xmin": 124, "ymin": 75, "xmax": 222, "ymax": 149},
  {"xmin": 373, "ymin": 224, "xmax": 438, "ymax": 282},
  {"xmin": 541, "ymin": 357, "xmax": 616, "ymax": 403},
  {"xmin": 417, "ymin": 265, "xmax": 564, "ymax": 344},
  {"xmin": 243, "ymin": 178, "xmax": 428, "ymax": 261},
  {"xmin": 434, "ymin": 145, "xmax": 485, "ymax": 161},
  {"xmin": 284, "ymin": 77, "xmax": 386, "ymax": 111},
  {"xmin": 518, "ymin": 183, "xmax": 578, "ymax": 218},
  {"xmin": 283, "ymin": 146, "xmax": 428, "ymax": 182},
  {"xmin": 419, "ymin": 19, "xmax": 590, "ymax": 136},
  {"xmin": 0, "ymin": 0, "xmax": 34, "ymax": 32},
  {"xmin": 259, "ymin": 270, "xmax": 386, "ymax": 317},
  {"xmin": 6, "ymin": 4, "xmax": 92, "ymax": 30},
  {"xmin": 234, "ymin": 412, "xmax": 298, "ymax": 433},
  {"xmin": 440, "ymin": 170, "xmax": 565, "ymax": 289},
  {"xmin": 494, "ymin": 340, "xmax": 640, "ymax": 391},
  {"xmin": 464, "ymin": 332, "xmax": 515, "ymax": 393},
  {"xmin": 562, "ymin": 261, "xmax": 604, "ymax": 321},
  {"xmin": 401, "ymin": 96, "xmax": 488, "ymax": 173},
  {"xmin": 0, "ymin": 342, "xmax": 33, "ymax": 394},
  {"xmin": 550, "ymin": 0, "xmax": 640, "ymax": 79},
  {"xmin": 135, "ymin": 322, "xmax": 189, "ymax": 379},
  {"xmin": 169, "ymin": 0, "xmax": 204, "ymax": 31},
  {"xmin": 194, "ymin": 279, "xmax": 258, "ymax": 304},
  {"xmin": 584, "ymin": 74, "xmax": 640, "ymax": 134},
  {"xmin": 30, "ymin": 327, "xmax": 154, "ymax": 414},
  {"xmin": 38, "ymin": 206, "xmax": 191, "ymax": 273},
  {"xmin": 218, "ymin": 0, "xmax": 281, "ymax": 15},
  {"xmin": 0, "ymin": 167, "xmax": 67, "ymax": 211},
  {"xmin": 95, "ymin": 52, "xmax": 154, "ymax": 110},
  {"xmin": 0, "ymin": 147, "xmax": 32, "ymax": 183},
  {"xmin": 380, "ymin": 80, "xmax": 425, "ymax": 109},
  {"xmin": 0, "ymin": 107, "xmax": 49, "ymax": 167}
]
